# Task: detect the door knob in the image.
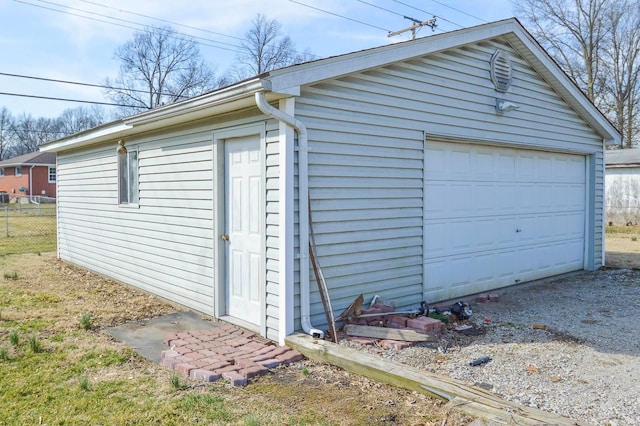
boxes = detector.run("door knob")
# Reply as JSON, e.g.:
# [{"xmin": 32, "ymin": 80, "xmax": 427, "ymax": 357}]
[{"xmin": 221, "ymin": 234, "xmax": 230, "ymax": 241}]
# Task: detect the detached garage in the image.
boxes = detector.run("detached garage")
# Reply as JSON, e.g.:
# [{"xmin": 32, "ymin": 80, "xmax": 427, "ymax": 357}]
[{"xmin": 41, "ymin": 18, "xmax": 619, "ymax": 344}]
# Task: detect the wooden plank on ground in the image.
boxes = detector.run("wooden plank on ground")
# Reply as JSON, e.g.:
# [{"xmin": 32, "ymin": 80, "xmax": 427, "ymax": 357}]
[
  {"xmin": 285, "ymin": 333, "xmax": 588, "ymax": 426},
  {"xmin": 344, "ymin": 324, "xmax": 435, "ymax": 342}
]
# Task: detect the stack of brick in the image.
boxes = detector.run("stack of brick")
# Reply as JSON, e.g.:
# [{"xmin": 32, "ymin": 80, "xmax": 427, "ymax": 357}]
[
  {"xmin": 344, "ymin": 303, "xmax": 448, "ymax": 349},
  {"xmin": 161, "ymin": 323, "xmax": 304, "ymax": 386}
]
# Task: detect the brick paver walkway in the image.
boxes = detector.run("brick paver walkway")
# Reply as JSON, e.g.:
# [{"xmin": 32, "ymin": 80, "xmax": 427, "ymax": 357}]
[{"xmin": 161, "ymin": 322, "xmax": 304, "ymax": 386}]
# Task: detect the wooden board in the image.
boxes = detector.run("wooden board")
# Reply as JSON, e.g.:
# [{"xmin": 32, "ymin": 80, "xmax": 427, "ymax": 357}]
[
  {"xmin": 286, "ymin": 333, "xmax": 588, "ymax": 426},
  {"xmin": 344, "ymin": 324, "xmax": 436, "ymax": 342}
]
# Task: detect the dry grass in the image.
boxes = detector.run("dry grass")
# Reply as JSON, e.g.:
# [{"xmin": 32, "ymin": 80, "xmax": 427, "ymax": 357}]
[
  {"xmin": 0, "ymin": 253, "xmax": 464, "ymax": 425},
  {"xmin": 605, "ymin": 225, "xmax": 640, "ymax": 269}
]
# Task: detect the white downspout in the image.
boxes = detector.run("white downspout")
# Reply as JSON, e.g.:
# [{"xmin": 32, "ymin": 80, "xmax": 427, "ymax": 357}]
[
  {"xmin": 255, "ymin": 92, "xmax": 324, "ymax": 339},
  {"xmin": 29, "ymin": 165, "xmax": 35, "ymax": 203}
]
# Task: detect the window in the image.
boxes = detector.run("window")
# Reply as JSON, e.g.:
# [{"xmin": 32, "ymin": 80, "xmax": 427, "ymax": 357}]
[
  {"xmin": 0, "ymin": 168, "xmax": 4, "ymax": 177},
  {"xmin": 48, "ymin": 167, "xmax": 56, "ymax": 183},
  {"xmin": 15, "ymin": 166, "xmax": 21, "ymax": 176},
  {"xmin": 118, "ymin": 148, "xmax": 139, "ymax": 205}
]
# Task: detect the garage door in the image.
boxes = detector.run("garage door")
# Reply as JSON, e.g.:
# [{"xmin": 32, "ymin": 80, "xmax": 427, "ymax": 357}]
[{"xmin": 424, "ymin": 141, "xmax": 586, "ymax": 301}]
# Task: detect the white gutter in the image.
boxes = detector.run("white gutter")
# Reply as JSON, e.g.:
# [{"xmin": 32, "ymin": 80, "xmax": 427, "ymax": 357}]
[{"xmin": 254, "ymin": 91, "xmax": 324, "ymax": 339}]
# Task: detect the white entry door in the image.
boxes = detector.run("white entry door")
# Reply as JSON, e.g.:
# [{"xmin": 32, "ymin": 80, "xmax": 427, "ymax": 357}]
[
  {"xmin": 225, "ymin": 135, "xmax": 263, "ymax": 326},
  {"xmin": 424, "ymin": 141, "xmax": 586, "ymax": 301}
]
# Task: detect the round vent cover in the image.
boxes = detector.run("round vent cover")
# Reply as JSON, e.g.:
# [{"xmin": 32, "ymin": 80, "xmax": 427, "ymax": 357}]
[{"xmin": 490, "ymin": 49, "xmax": 513, "ymax": 92}]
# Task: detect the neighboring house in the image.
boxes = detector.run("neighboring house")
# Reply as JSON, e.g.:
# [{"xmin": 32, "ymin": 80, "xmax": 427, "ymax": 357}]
[
  {"xmin": 0, "ymin": 151, "xmax": 57, "ymax": 201},
  {"xmin": 605, "ymin": 149, "xmax": 640, "ymax": 225},
  {"xmin": 41, "ymin": 18, "xmax": 620, "ymax": 345}
]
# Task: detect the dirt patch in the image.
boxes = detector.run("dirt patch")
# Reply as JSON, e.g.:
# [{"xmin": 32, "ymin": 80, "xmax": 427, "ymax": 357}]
[
  {"xmin": 0, "ymin": 253, "xmax": 469, "ymax": 425},
  {"xmin": 606, "ymin": 235, "xmax": 640, "ymax": 269}
]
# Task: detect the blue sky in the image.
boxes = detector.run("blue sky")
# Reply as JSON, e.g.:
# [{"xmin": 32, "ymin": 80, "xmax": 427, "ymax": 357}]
[{"xmin": 0, "ymin": 0, "xmax": 517, "ymax": 119}]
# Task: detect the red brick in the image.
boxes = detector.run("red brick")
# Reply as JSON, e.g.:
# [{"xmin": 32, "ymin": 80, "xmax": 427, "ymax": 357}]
[
  {"xmin": 227, "ymin": 338, "xmax": 252, "ymax": 348},
  {"xmin": 161, "ymin": 349, "xmax": 180, "ymax": 360},
  {"xmin": 215, "ymin": 345, "xmax": 235, "ymax": 355},
  {"xmin": 488, "ymin": 294, "xmax": 500, "ymax": 302},
  {"xmin": 379, "ymin": 340, "xmax": 414, "ymax": 350},
  {"xmin": 176, "ymin": 332, "xmax": 191, "ymax": 339},
  {"xmin": 234, "ymin": 358, "xmax": 258, "ymax": 369},
  {"xmin": 265, "ymin": 346, "xmax": 291, "ymax": 358},
  {"xmin": 407, "ymin": 317, "xmax": 442, "ymax": 334},
  {"xmin": 476, "ymin": 295, "xmax": 489, "ymax": 303},
  {"xmin": 192, "ymin": 358, "xmax": 217, "ymax": 369},
  {"xmin": 215, "ymin": 364, "xmax": 241, "ymax": 374},
  {"xmin": 163, "ymin": 333, "xmax": 178, "ymax": 345},
  {"xmin": 346, "ymin": 336, "xmax": 376, "ymax": 346},
  {"xmin": 183, "ymin": 344, "xmax": 204, "ymax": 352},
  {"xmin": 175, "ymin": 362, "xmax": 196, "ymax": 376},
  {"xmin": 258, "ymin": 358, "xmax": 281, "ymax": 368},
  {"xmin": 347, "ymin": 318, "xmax": 369, "ymax": 325},
  {"xmin": 241, "ymin": 364, "xmax": 268, "ymax": 378},
  {"xmin": 372, "ymin": 303, "xmax": 395, "ymax": 313},
  {"xmin": 202, "ymin": 360, "xmax": 231, "ymax": 371},
  {"xmin": 387, "ymin": 321, "xmax": 409, "ymax": 330},
  {"xmin": 275, "ymin": 350, "xmax": 304, "ymax": 365},
  {"xmin": 173, "ymin": 346, "xmax": 192, "ymax": 355},
  {"xmin": 168, "ymin": 339, "xmax": 188, "ymax": 347},
  {"xmin": 222, "ymin": 370, "xmax": 247, "ymax": 386},
  {"xmin": 248, "ymin": 352, "xmax": 274, "ymax": 362},
  {"xmin": 190, "ymin": 369, "xmax": 221, "ymax": 382}
]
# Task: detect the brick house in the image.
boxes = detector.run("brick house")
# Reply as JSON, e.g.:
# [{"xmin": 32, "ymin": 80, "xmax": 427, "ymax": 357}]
[{"xmin": 0, "ymin": 151, "xmax": 56, "ymax": 202}]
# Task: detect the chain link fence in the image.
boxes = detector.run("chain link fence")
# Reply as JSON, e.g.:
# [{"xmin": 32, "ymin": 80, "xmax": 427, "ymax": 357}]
[{"xmin": 0, "ymin": 196, "xmax": 56, "ymax": 255}]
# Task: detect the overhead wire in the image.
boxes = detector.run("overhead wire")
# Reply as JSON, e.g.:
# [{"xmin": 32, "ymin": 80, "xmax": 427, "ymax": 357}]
[
  {"xmin": 288, "ymin": 0, "xmax": 393, "ymax": 32},
  {"xmin": 0, "ymin": 71, "xmax": 191, "ymax": 99},
  {"xmin": 392, "ymin": 0, "xmax": 465, "ymax": 28},
  {"xmin": 0, "ymin": 91, "xmax": 139, "ymax": 108},
  {"xmin": 13, "ymin": 0, "xmax": 242, "ymax": 52}
]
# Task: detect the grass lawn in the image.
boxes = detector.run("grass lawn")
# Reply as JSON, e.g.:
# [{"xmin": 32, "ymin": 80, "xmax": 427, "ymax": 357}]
[
  {"xmin": 0, "ymin": 253, "xmax": 460, "ymax": 425},
  {"xmin": 0, "ymin": 204, "xmax": 56, "ymax": 255}
]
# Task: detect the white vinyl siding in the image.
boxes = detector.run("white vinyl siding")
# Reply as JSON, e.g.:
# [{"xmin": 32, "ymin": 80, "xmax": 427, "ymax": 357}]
[
  {"xmin": 295, "ymin": 38, "xmax": 603, "ymax": 324},
  {"xmin": 56, "ymin": 132, "xmax": 216, "ymax": 314}
]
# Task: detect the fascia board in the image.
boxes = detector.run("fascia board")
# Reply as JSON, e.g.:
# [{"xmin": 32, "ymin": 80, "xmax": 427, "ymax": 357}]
[{"xmin": 40, "ymin": 122, "xmax": 133, "ymax": 152}]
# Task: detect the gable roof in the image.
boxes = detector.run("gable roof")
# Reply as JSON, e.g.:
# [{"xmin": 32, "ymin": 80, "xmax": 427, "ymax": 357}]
[
  {"xmin": 606, "ymin": 149, "xmax": 640, "ymax": 167},
  {"xmin": 0, "ymin": 151, "xmax": 56, "ymax": 167},
  {"xmin": 41, "ymin": 18, "xmax": 620, "ymax": 153}
]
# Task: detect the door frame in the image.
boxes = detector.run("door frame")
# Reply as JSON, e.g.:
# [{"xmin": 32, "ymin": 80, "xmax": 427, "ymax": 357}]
[{"xmin": 213, "ymin": 122, "xmax": 267, "ymax": 334}]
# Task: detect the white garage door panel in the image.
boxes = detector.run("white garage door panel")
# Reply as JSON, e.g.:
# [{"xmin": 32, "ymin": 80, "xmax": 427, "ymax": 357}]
[{"xmin": 424, "ymin": 141, "xmax": 586, "ymax": 301}]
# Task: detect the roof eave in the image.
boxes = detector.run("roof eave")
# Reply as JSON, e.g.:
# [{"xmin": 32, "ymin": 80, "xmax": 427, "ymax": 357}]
[{"xmin": 41, "ymin": 78, "xmax": 271, "ymax": 153}]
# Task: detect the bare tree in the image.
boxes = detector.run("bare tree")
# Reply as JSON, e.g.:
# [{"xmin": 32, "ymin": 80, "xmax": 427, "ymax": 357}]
[
  {"xmin": 105, "ymin": 25, "xmax": 219, "ymax": 114},
  {"xmin": 0, "ymin": 108, "xmax": 14, "ymax": 160},
  {"xmin": 56, "ymin": 106, "xmax": 106, "ymax": 136},
  {"xmin": 232, "ymin": 14, "xmax": 314, "ymax": 81},
  {"xmin": 516, "ymin": 0, "xmax": 610, "ymax": 103},
  {"xmin": 600, "ymin": 1, "xmax": 640, "ymax": 147},
  {"xmin": 9, "ymin": 114, "xmax": 58, "ymax": 156}
]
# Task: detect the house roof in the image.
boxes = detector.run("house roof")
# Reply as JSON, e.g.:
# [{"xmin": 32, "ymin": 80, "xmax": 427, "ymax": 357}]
[
  {"xmin": 0, "ymin": 151, "xmax": 56, "ymax": 167},
  {"xmin": 606, "ymin": 149, "xmax": 640, "ymax": 167},
  {"xmin": 40, "ymin": 18, "xmax": 621, "ymax": 153}
]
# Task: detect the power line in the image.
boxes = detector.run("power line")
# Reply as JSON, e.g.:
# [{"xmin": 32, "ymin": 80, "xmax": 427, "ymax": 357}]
[
  {"xmin": 355, "ymin": 0, "xmax": 405, "ymax": 18},
  {"xmin": 288, "ymin": 0, "xmax": 392, "ymax": 32},
  {"xmin": 392, "ymin": 0, "xmax": 464, "ymax": 29},
  {"xmin": 0, "ymin": 91, "xmax": 138, "ymax": 108},
  {"xmin": 0, "ymin": 71, "xmax": 191, "ymax": 99},
  {"xmin": 429, "ymin": 0, "xmax": 487, "ymax": 23},
  {"xmin": 13, "ymin": 0, "xmax": 242, "ymax": 53},
  {"xmin": 78, "ymin": 0, "xmax": 245, "ymax": 42}
]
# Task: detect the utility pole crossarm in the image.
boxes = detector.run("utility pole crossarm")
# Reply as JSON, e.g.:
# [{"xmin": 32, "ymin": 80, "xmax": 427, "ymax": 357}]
[{"xmin": 388, "ymin": 16, "xmax": 437, "ymax": 39}]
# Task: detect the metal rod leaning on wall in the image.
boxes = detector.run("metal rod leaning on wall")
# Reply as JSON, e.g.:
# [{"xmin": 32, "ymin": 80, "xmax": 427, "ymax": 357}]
[{"xmin": 308, "ymin": 198, "xmax": 338, "ymax": 343}]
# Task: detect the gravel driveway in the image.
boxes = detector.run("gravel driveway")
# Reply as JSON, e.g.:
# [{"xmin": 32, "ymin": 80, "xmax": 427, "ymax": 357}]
[{"xmin": 368, "ymin": 269, "xmax": 640, "ymax": 425}]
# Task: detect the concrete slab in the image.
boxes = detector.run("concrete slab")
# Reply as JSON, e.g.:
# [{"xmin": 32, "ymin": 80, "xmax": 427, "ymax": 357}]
[{"xmin": 106, "ymin": 311, "xmax": 217, "ymax": 363}]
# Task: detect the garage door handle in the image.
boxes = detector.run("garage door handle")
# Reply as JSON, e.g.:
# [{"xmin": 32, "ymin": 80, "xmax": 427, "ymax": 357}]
[
  {"xmin": 516, "ymin": 228, "xmax": 522, "ymax": 233},
  {"xmin": 221, "ymin": 235, "xmax": 230, "ymax": 241}
]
